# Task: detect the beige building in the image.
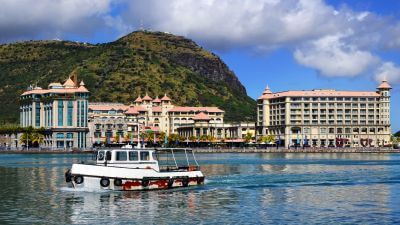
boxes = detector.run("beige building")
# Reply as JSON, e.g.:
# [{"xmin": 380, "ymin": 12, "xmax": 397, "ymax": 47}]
[
  {"xmin": 257, "ymin": 81, "xmax": 392, "ymax": 148},
  {"xmin": 19, "ymin": 75, "xmax": 90, "ymax": 149},
  {"xmin": 87, "ymin": 94, "xmax": 225, "ymax": 145},
  {"xmin": 177, "ymin": 120, "xmax": 255, "ymax": 142}
]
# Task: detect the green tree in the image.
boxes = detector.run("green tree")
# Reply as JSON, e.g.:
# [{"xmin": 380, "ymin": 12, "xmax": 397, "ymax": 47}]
[
  {"xmin": 125, "ymin": 132, "xmax": 132, "ymax": 143},
  {"xmin": 145, "ymin": 130, "xmax": 155, "ymax": 143},
  {"xmin": 265, "ymin": 135, "xmax": 275, "ymax": 144},
  {"xmin": 189, "ymin": 136, "xmax": 197, "ymax": 142},
  {"xmin": 157, "ymin": 131, "xmax": 166, "ymax": 145},
  {"xmin": 257, "ymin": 135, "xmax": 275, "ymax": 144},
  {"xmin": 114, "ymin": 134, "xmax": 120, "ymax": 143},
  {"xmin": 31, "ymin": 132, "xmax": 44, "ymax": 146},
  {"xmin": 168, "ymin": 133, "xmax": 183, "ymax": 145},
  {"xmin": 244, "ymin": 132, "xmax": 253, "ymax": 143},
  {"xmin": 199, "ymin": 135, "xmax": 208, "ymax": 141}
]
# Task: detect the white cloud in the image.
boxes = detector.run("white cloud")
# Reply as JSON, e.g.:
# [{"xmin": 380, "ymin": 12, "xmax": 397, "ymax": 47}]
[
  {"xmin": 2, "ymin": 0, "xmax": 400, "ymax": 82},
  {"xmin": 122, "ymin": 0, "xmax": 344, "ymax": 49},
  {"xmin": 0, "ymin": 0, "xmax": 112, "ymax": 42},
  {"xmin": 375, "ymin": 62, "xmax": 400, "ymax": 84},
  {"xmin": 118, "ymin": 0, "xmax": 400, "ymax": 79},
  {"xmin": 293, "ymin": 33, "xmax": 379, "ymax": 77}
]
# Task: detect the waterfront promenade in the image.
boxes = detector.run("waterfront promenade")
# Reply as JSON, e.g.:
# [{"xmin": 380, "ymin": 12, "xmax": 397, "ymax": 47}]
[{"xmin": 0, "ymin": 147, "xmax": 399, "ymax": 154}]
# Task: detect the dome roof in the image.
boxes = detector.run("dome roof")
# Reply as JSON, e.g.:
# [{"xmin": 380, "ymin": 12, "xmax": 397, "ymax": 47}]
[
  {"xmin": 377, "ymin": 80, "xmax": 392, "ymax": 89},
  {"xmin": 134, "ymin": 95, "xmax": 142, "ymax": 102},
  {"xmin": 262, "ymin": 85, "xmax": 272, "ymax": 94},
  {"xmin": 153, "ymin": 96, "xmax": 161, "ymax": 103},
  {"xmin": 161, "ymin": 93, "xmax": 171, "ymax": 101},
  {"xmin": 193, "ymin": 112, "xmax": 211, "ymax": 121},
  {"xmin": 142, "ymin": 93, "xmax": 153, "ymax": 101}
]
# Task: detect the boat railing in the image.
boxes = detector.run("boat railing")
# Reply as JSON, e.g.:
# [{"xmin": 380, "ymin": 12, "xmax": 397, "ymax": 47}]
[{"xmin": 155, "ymin": 148, "xmax": 200, "ymax": 172}]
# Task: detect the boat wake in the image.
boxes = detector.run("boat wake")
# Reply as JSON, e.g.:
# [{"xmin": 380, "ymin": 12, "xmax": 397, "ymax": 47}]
[{"xmin": 59, "ymin": 186, "xmax": 110, "ymax": 193}]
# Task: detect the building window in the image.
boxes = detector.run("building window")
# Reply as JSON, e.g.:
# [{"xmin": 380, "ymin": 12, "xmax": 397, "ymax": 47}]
[
  {"xmin": 66, "ymin": 133, "xmax": 73, "ymax": 139},
  {"xmin": 56, "ymin": 133, "xmax": 64, "ymax": 139},
  {"xmin": 35, "ymin": 103, "xmax": 41, "ymax": 127},
  {"xmin": 94, "ymin": 132, "xmax": 101, "ymax": 138},
  {"xmin": 67, "ymin": 101, "xmax": 73, "ymax": 126},
  {"xmin": 58, "ymin": 101, "xmax": 64, "ymax": 126}
]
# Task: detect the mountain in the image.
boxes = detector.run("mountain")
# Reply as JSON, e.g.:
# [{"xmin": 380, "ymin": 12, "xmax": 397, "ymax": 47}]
[{"xmin": 0, "ymin": 31, "xmax": 256, "ymax": 123}]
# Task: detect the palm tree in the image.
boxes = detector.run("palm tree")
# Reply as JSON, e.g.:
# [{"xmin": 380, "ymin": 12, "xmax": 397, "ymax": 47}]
[
  {"xmin": 31, "ymin": 132, "xmax": 44, "ymax": 147},
  {"xmin": 157, "ymin": 132, "xmax": 166, "ymax": 145},
  {"xmin": 199, "ymin": 135, "xmax": 208, "ymax": 141},
  {"xmin": 145, "ymin": 130, "xmax": 154, "ymax": 144},
  {"xmin": 244, "ymin": 132, "xmax": 253, "ymax": 143},
  {"xmin": 19, "ymin": 126, "xmax": 34, "ymax": 149},
  {"xmin": 189, "ymin": 136, "xmax": 197, "ymax": 142},
  {"xmin": 125, "ymin": 132, "xmax": 132, "ymax": 144},
  {"xmin": 265, "ymin": 135, "xmax": 275, "ymax": 144},
  {"xmin": 114, "ymin": 134, "xmax": 120, "ymax": 143}
]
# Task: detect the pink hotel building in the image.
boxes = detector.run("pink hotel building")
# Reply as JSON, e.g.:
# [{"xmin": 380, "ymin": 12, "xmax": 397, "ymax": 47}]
[{"xmin": 257, "ymin": 81, "xmax": 392, "ymax": 148}]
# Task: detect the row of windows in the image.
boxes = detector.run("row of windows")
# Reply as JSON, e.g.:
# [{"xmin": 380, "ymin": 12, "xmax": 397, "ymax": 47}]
[
  {"xmin": 290, "ymin": 97, "xmax": 379, "ymax": 102},
  {"xmin": 56, "ymin": 133, "xmax": 74, "ymax": 139},
  {"xmin": 114, "ymin": 151, "xmax": 150, "ymax": 161},
  {"xmin": 290, "ymin": 103, "xmax": 379, "ymax": 108}
]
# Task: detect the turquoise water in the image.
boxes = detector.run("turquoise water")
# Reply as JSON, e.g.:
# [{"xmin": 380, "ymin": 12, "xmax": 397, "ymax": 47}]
[{"xmin": 1, "ymin": 153, "xmax": 400, "ymax": 224}]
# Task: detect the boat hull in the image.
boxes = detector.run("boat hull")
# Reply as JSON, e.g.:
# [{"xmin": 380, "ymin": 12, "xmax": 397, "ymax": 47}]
[{"xmin": 65, "ymin": 164, "xmax": 205, "ymax": 191}]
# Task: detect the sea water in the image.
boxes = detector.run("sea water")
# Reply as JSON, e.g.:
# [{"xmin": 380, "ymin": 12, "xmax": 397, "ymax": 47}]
[{"xmin": 0, "ymin": 153, "xmax": 400, "ymax": 224}]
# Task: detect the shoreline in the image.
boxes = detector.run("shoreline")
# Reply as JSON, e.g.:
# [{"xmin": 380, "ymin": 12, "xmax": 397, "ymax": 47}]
[{"xmin": 0, "ymin": 148, "xmax": 399, "ymax": 154}]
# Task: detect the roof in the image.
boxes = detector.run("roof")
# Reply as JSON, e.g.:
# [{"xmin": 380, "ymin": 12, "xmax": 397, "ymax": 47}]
[
  {"xmin": 153, "ymin": 97, "xmax": 161, "ymax": 103},
  {"xmin": 89, "ymin": 104, "xmax": 129, "ymax": 111},
  {"xmin": 142, "ymin": 94, "xmax": 153, "ymax": 101},
  {"xmin": 140, "ymin": 125, "xmax": 159, "ymax": 132},
  {"xmin": 258, "ymin": 89, "xmax": 380, "ymax": 100},
  {"xmin": 134, "ymin": 96, "xmax": 142, "ymax": 102},
  {"xmin": 152, "ymin": 106, "xmax": 162, "ymax": 112},
  {"xmin": 377, "ymin": 80, "xmax": 392, "ymax": 89},
  {"xmin": 169, "ymin": 106, "xmax": 224, "ymax": 113},
  {"xmin": 161, "ymin": 94, "xmax": 171, "ymax": 101},
  {"xmin": 21, "ymin": 86, "xmax": 89, "ymax": 96},
  {"xmin": 48, "ymin": 82, "xmax": 62, "ymax": 88},
  {"xmin": 125, "ymin": 106, "xmax": 147, "ymax": 114},
  {"xmin": 125, "ymin": 107, "xmax": 139, "ymax": 114},
  {"xmin": 262, "ymin": 85, "xmax": 272, "ymax": 95},
  {"xmin": 63, "ymin": 77, "xmax": 76, "ymax": 87},
  {"xmin": 193, "ymin": 112, "xmax": 211, "ymax": 120}
]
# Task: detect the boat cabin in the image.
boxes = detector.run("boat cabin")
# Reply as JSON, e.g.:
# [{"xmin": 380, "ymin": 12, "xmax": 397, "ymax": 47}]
[{"xmin": 94, "ymin": 148, "xmax": 200, "ymax": 172}]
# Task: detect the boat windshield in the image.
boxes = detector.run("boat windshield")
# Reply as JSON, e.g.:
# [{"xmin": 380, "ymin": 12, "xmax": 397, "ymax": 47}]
[{"xmin": 156, "ymin": 148, "xmax": 199, "ymax": 171}]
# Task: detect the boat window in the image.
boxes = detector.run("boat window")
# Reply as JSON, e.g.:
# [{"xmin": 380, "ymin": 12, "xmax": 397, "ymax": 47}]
[
  {"xmin": 97, "ymin": 151, "xmax": 105, "ymax": 161},
  {"xmin": 152, "ymin": 152, "xmax": 157, "ymax": 160},
  {"xmin": 106, "ymin": 151, "xmax": 112, "ymax": 161},
  {"xmin": 129, "ymin": 151, "xmax": 138, "ymax": 161},
  {"xmin": 116, "ymin": 151, "xmax": 128, "ymax": 161},
  {"xmin": 140, "ymin": 151, "xmax": 150, "ymax": 161}
]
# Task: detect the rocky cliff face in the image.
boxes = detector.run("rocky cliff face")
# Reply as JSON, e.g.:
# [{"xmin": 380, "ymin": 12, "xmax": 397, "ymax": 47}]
[
  {"xmin": 167, "ymin": 51, "xmax": 246, "ymax": 94},
  {"xmin": 0, "ymin": 31, "xmax": 256, "ymax": 123}
]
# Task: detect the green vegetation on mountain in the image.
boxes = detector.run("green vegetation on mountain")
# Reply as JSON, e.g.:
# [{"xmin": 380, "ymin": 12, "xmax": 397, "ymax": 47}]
[{"xmin": 0, "ymin": 31, "xmax": 256, "ymax": 123}]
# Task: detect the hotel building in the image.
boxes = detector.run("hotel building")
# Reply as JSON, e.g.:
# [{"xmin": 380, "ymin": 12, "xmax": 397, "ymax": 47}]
[
  {"xmin": 20, "ymin": 74, "xmax": 90, "ymax": 149},
  {"xmin": 87, "ymin": 94, "xmax": 226, "ymax": 145},
  {"xmin": 257, "ymin": 81, "xmax": 392, "ymax": 147}
]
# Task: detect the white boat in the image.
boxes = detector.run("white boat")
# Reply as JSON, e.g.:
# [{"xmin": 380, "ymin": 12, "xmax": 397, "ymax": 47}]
[{"xmin": 65, "ymin": 147, "xmax": 205, "ymax": 191}]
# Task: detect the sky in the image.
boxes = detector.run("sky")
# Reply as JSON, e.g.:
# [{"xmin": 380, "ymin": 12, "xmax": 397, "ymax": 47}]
[{"xmin": 0, "ymin": 0, "xmax": 399, "ymax": 131}]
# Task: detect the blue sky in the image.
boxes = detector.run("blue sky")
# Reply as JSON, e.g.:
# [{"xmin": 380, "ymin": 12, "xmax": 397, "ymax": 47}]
[{"xmin": 0, "ymin": 0, "xmax": 399, "ymax": 131}]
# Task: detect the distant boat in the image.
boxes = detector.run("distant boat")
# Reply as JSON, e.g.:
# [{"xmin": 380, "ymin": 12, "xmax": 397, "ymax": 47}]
[{"xmin": 65, "ymin": 147, "xmax": 205, "ymax": 191}]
